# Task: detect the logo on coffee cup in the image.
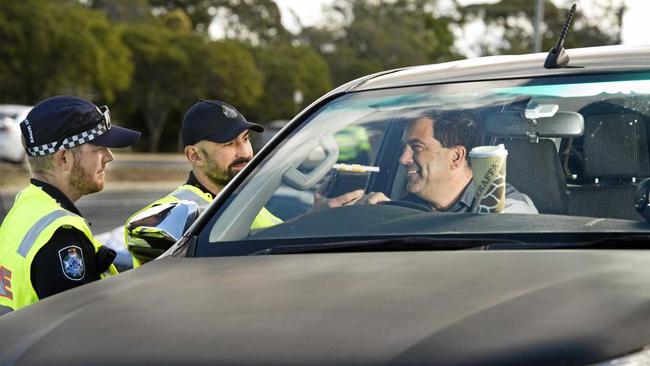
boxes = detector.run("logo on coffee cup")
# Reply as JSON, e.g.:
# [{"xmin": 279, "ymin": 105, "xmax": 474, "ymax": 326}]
[
  {"xmin": 469, "ymin": 144, "xmax": 508, "ymax": 214},
  {"xmin": 474, "ymin": 163, "xmax": 506, "ymax": 213}
]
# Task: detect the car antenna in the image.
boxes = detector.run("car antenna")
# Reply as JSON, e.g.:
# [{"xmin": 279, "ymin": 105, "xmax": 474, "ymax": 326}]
[{"xmin": 544, "ymin": 3, "xmax": 577, "ymax": 69}]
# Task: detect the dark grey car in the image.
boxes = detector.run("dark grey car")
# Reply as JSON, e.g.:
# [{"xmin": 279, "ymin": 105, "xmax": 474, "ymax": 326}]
[{"xmin": 3, "ymin": 45, "xmax": 650, "ymax": 365}]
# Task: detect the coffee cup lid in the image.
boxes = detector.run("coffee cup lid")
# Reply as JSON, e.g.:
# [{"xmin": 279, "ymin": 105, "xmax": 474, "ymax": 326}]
[{"xmin": 469, "ymin": 144, "xmax": 508, "ymax": 158}]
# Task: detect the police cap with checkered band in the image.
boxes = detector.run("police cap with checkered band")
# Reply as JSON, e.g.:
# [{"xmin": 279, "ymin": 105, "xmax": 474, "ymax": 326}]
[
  {"xmin": 20, "ymin": 95, "xmax": 141, "ymax": 157},
  {"xmin": 181, "ymin": 100, "xmax": 263, "ymax": 147}
]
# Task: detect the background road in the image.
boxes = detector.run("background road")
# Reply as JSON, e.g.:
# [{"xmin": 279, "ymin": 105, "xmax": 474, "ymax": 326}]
[
  {"xmin": 1, "ymin": 186, "xmax": 178, "ymax": 234},
  {"xmin": 0, "ymin": 155, "xmax": 187, "ymax": 234}
]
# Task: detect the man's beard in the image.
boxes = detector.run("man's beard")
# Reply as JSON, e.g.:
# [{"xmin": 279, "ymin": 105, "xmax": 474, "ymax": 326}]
[
  {"xmin": 69, "ymin": 158, "xmax": 103, "ymax": 195},
  {"xmin": 204, "ymin": 157, "xmax": 250, "ymax": 187}
]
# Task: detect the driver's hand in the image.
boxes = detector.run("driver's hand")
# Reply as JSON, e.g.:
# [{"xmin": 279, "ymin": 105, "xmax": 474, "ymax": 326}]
[
  {"xmin": 313, "ymin": 190, "xmax": 364, "ymax": 211},
  {"xmin": 357, "ymin": 192, "xmax": 390, "ymax": 205}
]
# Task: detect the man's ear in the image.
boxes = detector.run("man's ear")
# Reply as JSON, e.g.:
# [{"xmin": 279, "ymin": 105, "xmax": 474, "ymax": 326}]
[
  {"xmin": 450, "ymin": 146, "xmax": 467, "ymax": 170},
  {"xmin": 184, "ymin": 145, "xmax": 203, "ymax": 167},
  {"xmin": 54, "ymin": 149, "xmax": 73, "ymax": 171}
]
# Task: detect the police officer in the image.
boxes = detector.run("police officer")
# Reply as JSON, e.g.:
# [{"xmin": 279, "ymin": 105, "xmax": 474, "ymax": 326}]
[
  {"xmin": 334, "ymin": 125, "xmax": 372, "ymax": 165},
  {"xmin": 125, "ymin": 100, "xmax": 281, "ymax": 266},
  {"xmin": 0, "ymin": 96, "xmax": 141, "ymax": 315}
]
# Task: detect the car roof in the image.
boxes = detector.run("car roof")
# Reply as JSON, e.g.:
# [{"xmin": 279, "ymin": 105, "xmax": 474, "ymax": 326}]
[{"xmin": 347, "ymin": 45, "xmax": 650, "ymax": 92}]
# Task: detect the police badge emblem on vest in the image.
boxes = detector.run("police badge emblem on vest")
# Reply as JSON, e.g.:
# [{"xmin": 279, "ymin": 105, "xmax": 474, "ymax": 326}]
[{"xmin": 58, "ymin": 245, "xmax": 85, "ymax": 281}]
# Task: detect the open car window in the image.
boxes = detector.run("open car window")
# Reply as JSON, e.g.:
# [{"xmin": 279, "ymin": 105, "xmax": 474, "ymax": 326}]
[{"xmin": 201, "ymin": 72, "xmax": 650, "ymax": 248}]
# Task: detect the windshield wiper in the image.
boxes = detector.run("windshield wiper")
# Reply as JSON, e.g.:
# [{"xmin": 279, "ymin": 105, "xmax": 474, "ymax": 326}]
[
  {"xmin": 249, "ymin": 234, "xmax": 650, "ymax": 255},
  {"xmin": 551, "ymin": 234, "xmax": 650, "ymax": 249},
  {"xmin": 250, "ymin": 236, "xmax": 528, "ymax": 255}
]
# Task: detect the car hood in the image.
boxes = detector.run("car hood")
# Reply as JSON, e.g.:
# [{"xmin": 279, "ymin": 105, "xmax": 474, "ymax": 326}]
[{"xmin": 2, "ymin": 250, "xmax": 650, "ymax": 365}]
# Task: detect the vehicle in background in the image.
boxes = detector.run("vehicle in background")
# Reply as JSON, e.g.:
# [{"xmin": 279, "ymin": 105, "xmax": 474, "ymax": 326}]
[
  {"xmin": 250, "ymin": 119, "xmax": 287, "ymax": 151},
  {"xmin": 0, "ymin": 104, "xmax": 31, "ymax": 164}
]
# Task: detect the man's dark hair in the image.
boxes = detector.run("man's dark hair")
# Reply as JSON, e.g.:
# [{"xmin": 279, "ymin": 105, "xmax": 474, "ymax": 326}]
[{"xmin": 416, "ymin": 110, "xmax": 482, "ymax": 163}]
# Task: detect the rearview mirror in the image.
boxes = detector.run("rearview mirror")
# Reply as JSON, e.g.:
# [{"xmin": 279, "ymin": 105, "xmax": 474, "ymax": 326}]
[{"xmin": 485, "ymin": 111, "xmax": 584, "ymax": 138}]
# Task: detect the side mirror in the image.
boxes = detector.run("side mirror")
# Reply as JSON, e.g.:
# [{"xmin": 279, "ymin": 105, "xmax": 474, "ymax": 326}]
[
  {"xmin": 635, "ymin": 179, "xmax": 650, "ymax": 223},
  {"xmin": 126, "ymin": 200, "xmax": 200, "ymax": 264}
]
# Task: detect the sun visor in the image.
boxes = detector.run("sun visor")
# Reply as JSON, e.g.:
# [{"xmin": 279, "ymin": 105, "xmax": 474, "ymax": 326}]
[{"xmin": 485, "ymin": 111, "xmax": 584, "ymax": 138}]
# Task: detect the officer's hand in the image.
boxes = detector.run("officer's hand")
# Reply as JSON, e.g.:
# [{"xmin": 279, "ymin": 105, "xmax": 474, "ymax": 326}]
[{"xmin": 313, "ymin": 189, "xmax": 364, "ymax": 211}]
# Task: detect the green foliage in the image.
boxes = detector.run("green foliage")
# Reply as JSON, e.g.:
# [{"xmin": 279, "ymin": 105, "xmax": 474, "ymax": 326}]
[
  {"xmin": 161, "ymin": 9, "xmax": 194, "ymax": 32},
  {"xmin": 0, "ymin": 0, "xmax": 132, "ymax": 104},
  {"xmin": 202, "ymin": 40, "xmax": 264, "ymax": 111},
  {"xmin": 149, "ymin": 0, "xmax": 291, "ymax": 43},
  {"xmin": 300, "ymin": 0, "xmax": 460, "ymax": 86},
  {"xmin": 91, "ymin": 0, "xmax": 151, "ymax": 23},
  {"xmin": 116, "ymin": 22, "xmax": 263, "ymax": 151},
  {"xmin": 250, "ymin": 44, "xmax": 332, "ymax": 121},
  {"xmin": 459, "ymin": 0, "xmax": 623, "ymax": 55},
  {"xmin": 117, "ymin": 23, "xmax": 188, "ymax": 151},
  {"xmin": 0, "ymin": 0, "xmax": 625, "ymax": 152}
]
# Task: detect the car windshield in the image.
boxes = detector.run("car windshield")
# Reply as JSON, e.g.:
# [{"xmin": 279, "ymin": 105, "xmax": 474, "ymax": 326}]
[{"xmin": 198, "ymin": 71, "xmax": 650, "ymax": 252}]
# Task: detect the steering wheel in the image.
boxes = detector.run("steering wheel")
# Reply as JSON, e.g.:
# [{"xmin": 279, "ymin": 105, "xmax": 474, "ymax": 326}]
[{"xmin": 378, "ymin": 199, "xmax": 430, "ymax": 212}]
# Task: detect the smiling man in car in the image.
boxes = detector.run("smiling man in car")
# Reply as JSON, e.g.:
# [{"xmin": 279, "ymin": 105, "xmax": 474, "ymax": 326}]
[{"xmin": 320, "ymin": 111, "xmax": 538, "ymax": 213}]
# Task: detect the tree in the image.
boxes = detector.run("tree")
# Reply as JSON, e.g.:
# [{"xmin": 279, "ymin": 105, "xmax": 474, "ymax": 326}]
[
  {"xmin": 116, "ymin": 22, "xmax": 263, "ymax": 151},
  {"xmin": 148, "ymin": 0, "xmax": 291, "ymax": 44},
  {"xmin": 117, "ymin": 23, "xmax": 188, "ymax": 152},
  {"xmin": 90, "ymin": 0, "xmax": 151, "ymax": 23},
  {"xmin": 299, "ymin": 0, "xmax": 460, "ymax": 86},
  {"xmin": 458, "ymin": 0, "xmax": 623, "ymax": 56},
  {"xmin": 0, "ymin": 0, "xmax": 132, "ymax": 104},
  {"xmin": 201, "ymin": 40, "xmax": 265, "ymax": 112},
  {"xmin": 250, "ymin": 44, "xmax": 332, "ymax": 121}
]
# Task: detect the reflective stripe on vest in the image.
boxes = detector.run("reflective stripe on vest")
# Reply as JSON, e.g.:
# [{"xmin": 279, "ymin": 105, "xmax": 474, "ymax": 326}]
[
  {"xmin": 170, "ymin": 189, "xmax": 211, "ymax": 206},
  {"xmin": 17, "ymin": 210, "xmax": 76, "ymax": 257},
  {"xmin": 127, "ymin": 184, "xmax": 282, "ymax": 266},
  {"xmin": 0, "ymin": 184, "xmax": 116, "ymax": 312}
]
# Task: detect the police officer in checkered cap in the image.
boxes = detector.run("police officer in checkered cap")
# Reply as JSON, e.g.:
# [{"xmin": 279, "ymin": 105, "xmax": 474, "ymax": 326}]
[{"xmin": 0, "ymin": 96, "xmax": 141, "ymax": 314}]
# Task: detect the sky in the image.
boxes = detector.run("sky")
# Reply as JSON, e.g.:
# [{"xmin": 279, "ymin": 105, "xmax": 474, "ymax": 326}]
[{"xmin": 273, "ymin": 0, "xmax": 650, "ymax": 57}]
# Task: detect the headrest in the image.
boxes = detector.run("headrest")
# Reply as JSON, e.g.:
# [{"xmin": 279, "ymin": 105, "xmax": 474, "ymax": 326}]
[
  {"xmin": 503, "ymin": 139, "xmax": 567, "ymax": 214},
  {"xmin": 583, "ymin": 113, "xmax": 650, "ymax": 179}
]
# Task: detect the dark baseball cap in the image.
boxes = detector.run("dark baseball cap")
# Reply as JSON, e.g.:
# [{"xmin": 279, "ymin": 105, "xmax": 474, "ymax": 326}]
[
  {"xmin": 181, "ymin": 100, "xmax": 263, "ymax": 147},
  {"xmin": 20, "ymin": 95, "xmax": 141, "ymax": 157}
]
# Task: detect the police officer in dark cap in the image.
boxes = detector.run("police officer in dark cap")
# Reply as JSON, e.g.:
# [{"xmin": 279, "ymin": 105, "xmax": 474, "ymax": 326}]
[
  {"xmin": 0, "ymin": 95, "xmax": 141, "ymax": 315},
  {"xmin": 125, "ymin": 100, "xmax": 281, "ymax": 267}
]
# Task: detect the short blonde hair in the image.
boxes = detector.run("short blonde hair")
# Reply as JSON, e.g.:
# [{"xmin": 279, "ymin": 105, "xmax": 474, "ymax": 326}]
[
  {"xmin": 26, "ymin": 154, "xmax": 57, "ymax": 178},
  {"xmin": 23, "ymin": 136, "xmax": 82, "ymax": 178}
]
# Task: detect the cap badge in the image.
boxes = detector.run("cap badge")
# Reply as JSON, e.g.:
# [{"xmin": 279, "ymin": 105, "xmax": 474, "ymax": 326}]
[{"xmin": 222, "ymin": 105, "xmax": 238, "ymax": 119}]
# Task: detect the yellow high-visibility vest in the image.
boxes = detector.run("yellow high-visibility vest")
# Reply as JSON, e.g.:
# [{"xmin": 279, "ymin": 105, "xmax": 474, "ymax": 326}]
[
  {"xmin": 125, "ymin": 184, "xmax": 282, "ymax": 267},
  {"xmin": 334, "ymin": 126, "xmax": 371, "ymax": 162},
  {"xmin": 0, "ymin": 184, "xmax": 117, "ymax": 314}
]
